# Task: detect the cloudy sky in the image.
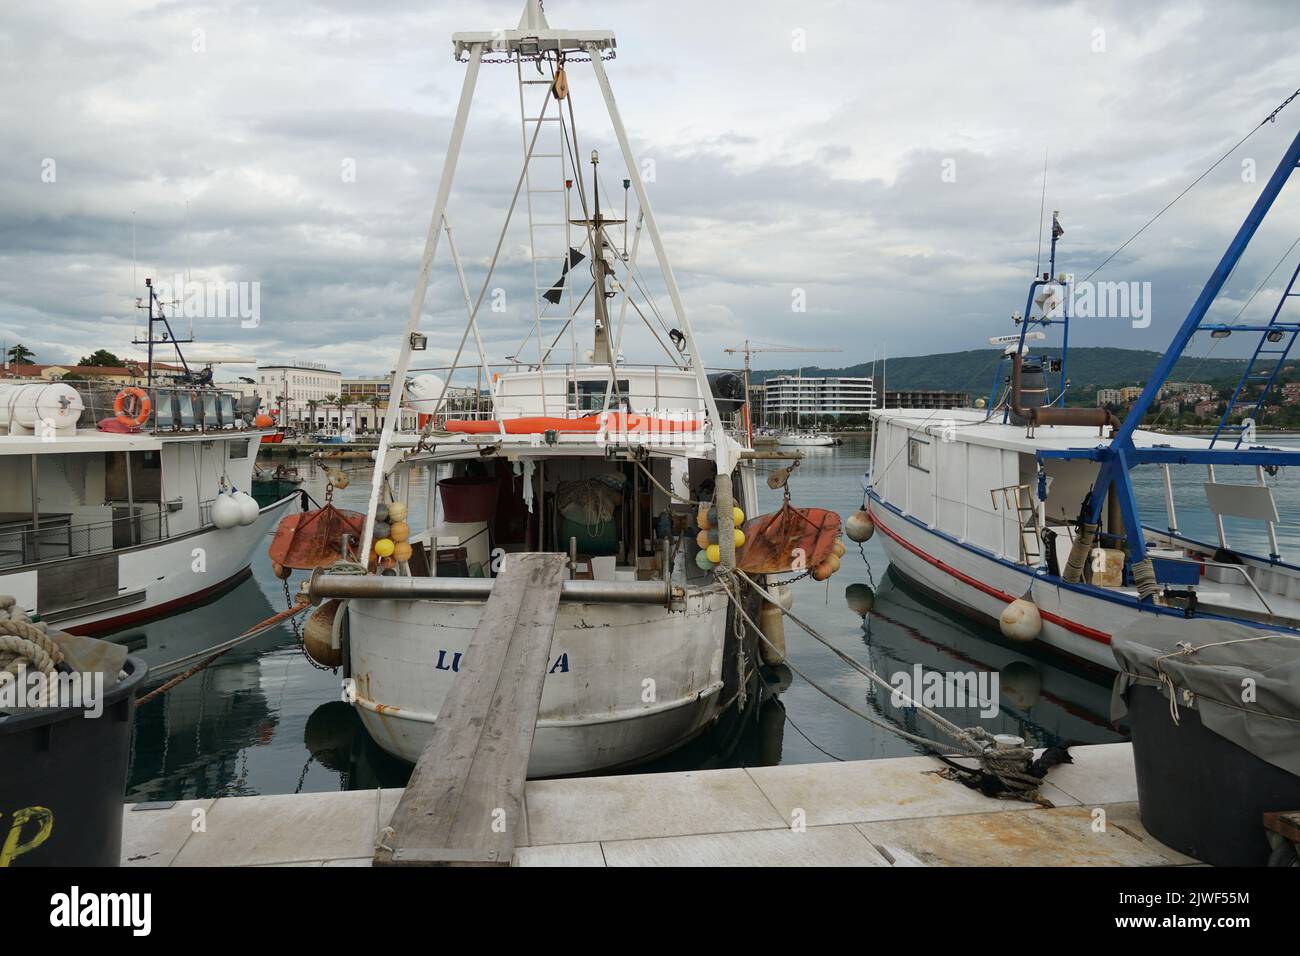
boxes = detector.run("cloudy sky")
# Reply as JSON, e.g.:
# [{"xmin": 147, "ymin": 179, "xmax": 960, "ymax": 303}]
[{"xmin": 4, "ymin": 0, "xmax": 1300, "ymax": 394}]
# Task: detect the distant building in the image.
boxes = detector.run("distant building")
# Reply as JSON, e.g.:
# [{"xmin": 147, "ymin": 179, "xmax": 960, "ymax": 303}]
[
  {"xmin": 765, "ymin": 375, "xmax": 875, "ymax": 418},
  {"xmin": 340, "ymin": 374, "xmax": 422, "ymax": 431},
  {"xmin": 0, "ymin": 361, "xmax": 185, "ymax": 385},
  {"xmin": 1097, "ymin": 388, "xmax": 1124, "ymax": 406},
  {"xmin": 1193, "ymin": 400, "xmax": 1218, "ymax": 417},
  {"xmin": 256, "ymin": 362, "xmax": 342, "ymax": 428},
  {"xmin": 884, "ymin": 389, "xmax": 970, "ymax": 410},
  {"xmin": 1164, "ymin": 381, "xmax": 1214, "ymax": 402}
]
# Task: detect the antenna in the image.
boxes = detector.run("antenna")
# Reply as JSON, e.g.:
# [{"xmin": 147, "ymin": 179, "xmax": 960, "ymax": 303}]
[{"xmin": 1035, "ymin": 147, "xmax": 1048, "ymax": 276}]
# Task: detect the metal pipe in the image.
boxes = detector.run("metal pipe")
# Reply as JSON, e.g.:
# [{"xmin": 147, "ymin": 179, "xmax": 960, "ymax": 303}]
[
  {"xmin": 29, "ymin": 454, "xmax": 40, "ymax": 562},
  {"xmin": 308, "ymin": 571, "xmax": 671, "ymax": 605},
  {"xmin": 1207, "ymin": 464, "xmax": 1227, "ymax": 548},
  {"xmin": 1258, "ymin": 465, "xmax": 1280, "ymax": 560},
  {"xmin": 1161, "ymin": 463, "xmax": 1178, "ymax": 535},
  {"xmin": 125, "ymin": 450, "xmax": 137, "ymax": 546}
]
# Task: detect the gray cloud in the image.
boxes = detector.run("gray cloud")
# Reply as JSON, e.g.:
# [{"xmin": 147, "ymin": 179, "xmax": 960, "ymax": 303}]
[{"xmin": 3, "ymin": 0, "xmax": 1300, "ymax": 388}]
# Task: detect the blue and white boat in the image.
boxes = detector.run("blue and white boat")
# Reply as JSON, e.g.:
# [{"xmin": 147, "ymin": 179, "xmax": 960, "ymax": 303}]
[{"xmin": 868, "ymin": 132, "xmax": 1300, "ymax": 671}]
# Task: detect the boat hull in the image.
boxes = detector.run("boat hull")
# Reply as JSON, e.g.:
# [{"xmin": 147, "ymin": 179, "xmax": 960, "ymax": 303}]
[
  {"xmin": 868, "ymin": 491, "xmax": 1138, "ymax": 670},
  {"xmin": 0, "ymin": 495, "xmax": 298, "ymax": 636},
  {"xmin": 345, "ymin": 587, "xmax": 732, "ymax": 776}
]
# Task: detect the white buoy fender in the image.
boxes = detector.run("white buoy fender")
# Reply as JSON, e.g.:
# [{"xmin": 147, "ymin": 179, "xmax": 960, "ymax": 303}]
[
  {"xmin": 845, "ymin": 509, "xmax": 875, "ymax": 543},
  {"xmin": 211, "ymin": 492, "xmax": 241, "ymax": 530},
  {"xmin": 999, "ymin": 598, "xmax": 1042, "ymax": 642},
  {"xmin": 232, "ymin": 491, "xmax": 260, "ymax": 526}
]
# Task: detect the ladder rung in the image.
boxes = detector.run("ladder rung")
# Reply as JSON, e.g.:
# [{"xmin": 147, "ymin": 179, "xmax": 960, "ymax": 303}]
[
  {"xmin": 524, "ymin": 117, "xmax": 561, "ymax": 123},
  {"xmin": 528, "ymin": 188, "xmax": 565, "ymax": 194}
]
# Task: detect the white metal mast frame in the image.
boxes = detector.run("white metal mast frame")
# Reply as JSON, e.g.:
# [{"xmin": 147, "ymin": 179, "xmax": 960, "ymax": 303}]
[
  {"xmin": 361, "ymin": 45, "xmax": 483, "ymax": 556},
  {"xmin": 362, "ymin": 3, "xmax": 738, "ymax": 566},
  {"xmin": 588, "ymin": 49, "xmax": 738, "ymax": 566}
]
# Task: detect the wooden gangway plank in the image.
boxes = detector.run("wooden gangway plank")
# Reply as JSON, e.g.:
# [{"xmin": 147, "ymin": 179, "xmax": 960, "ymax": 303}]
[{"xmin": 373, "ymin": 552, "xmax": 568, "ymax": 866}]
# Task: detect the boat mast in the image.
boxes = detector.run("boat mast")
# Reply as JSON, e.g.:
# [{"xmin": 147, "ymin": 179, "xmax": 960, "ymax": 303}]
[{"xmin": 1042, "ymin": 125, "xmax": 1300, "ymax": 597}]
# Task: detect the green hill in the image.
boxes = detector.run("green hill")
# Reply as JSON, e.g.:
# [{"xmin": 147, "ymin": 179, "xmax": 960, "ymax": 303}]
[{"xmin": 749, "ymin": 347, "xmax": 1273, "ymax": 399}]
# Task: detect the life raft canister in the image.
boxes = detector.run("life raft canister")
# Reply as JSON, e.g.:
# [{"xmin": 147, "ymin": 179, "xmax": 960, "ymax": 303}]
[{"xmin": 113, "ymin": 386, "xmax": 152, "ymax": 429}]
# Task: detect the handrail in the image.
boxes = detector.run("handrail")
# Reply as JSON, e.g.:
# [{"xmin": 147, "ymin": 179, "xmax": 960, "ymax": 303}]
[
  {"xmin": 1158, "ymin": 554, "xmax": 1274, "ymax": 619},
  {"xmin": 0, "ymin": 508, "xmax": 169, "ymax": 569}
]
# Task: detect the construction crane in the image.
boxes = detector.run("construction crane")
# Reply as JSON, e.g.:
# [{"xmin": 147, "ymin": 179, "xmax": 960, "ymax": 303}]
[{"xmin": 722, "ymin": 340, "xmax": 843, "ymax": 441}]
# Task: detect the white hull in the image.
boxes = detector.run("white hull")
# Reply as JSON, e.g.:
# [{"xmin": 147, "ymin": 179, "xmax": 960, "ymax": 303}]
[
  {"xmin": 777, "ymin": 433, "xmax": 835, "ymax": 447},
  {"xmin": 868, "ymin": 496, "xmax": 1137, "ymax": 670},
  {"xmin": 346, "ymin": 587, "xmax": 733, "ymax": 775},
  {"xmin": 0, "ymin": 496, "xmax": 296, "ymax": 635}
]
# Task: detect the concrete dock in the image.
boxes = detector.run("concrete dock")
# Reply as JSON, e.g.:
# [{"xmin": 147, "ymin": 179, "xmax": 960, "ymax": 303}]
[{"xmin": 121, "ymin": 742, "xmax": 1199, "ymax": 866}]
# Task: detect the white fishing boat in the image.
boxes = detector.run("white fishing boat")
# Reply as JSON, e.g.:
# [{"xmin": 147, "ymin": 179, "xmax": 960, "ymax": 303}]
[
  {"xmin": 301, "ymin": 1, "xmax": 849, "ymax": 776},
  {"xmin": 866, "ymin": 162, "xmax": 1300, "ymax": 670},
  {"xmin": 0, "ymin": 281, "xmax": 297, "ymax": 635},
  {"xmin": 777, "ymin": 430, "xmax": 836, "ymax": 447}
]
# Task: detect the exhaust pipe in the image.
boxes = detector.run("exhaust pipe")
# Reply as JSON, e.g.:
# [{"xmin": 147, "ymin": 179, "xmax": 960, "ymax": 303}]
[{"xmin": 1011, "ymin": 352, "xmax": 1119, "ymax": 431}]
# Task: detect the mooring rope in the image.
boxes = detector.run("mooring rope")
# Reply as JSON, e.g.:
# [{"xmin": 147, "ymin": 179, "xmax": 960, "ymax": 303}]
[
  {"xmin": 0, "ymin": 597, "xmax": 63, "ymax": 676},
  {"xmin": 139, "ymin": 599, "xmax": 312, "ymax": 705},
  {"xmin": 722, "ymin": 570, "xmax": 1049, "ymax": 799}
]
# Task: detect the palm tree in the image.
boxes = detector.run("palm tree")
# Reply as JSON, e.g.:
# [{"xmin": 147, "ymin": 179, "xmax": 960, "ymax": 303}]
[
  {"xmin": 367, "ymin": 395, "xmax": 384, "ymax": 432},
  {"xmin": 305, "ymin": 399, "xmax": 321, "ymax": 430},
  {"xmin": 332, "ymin": 394, "xmax": 350, "ymax": 431},
  {"xmin": 6, "ymin": 343, "xmax": 35, "ymax": 366}
]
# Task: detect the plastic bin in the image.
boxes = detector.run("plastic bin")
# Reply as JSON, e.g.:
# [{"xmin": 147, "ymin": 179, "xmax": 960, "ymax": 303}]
[
  {"xmin": 0, "ymin": 655, "xmax": 148, "ymax": 867},
  {"xmin": 437, "ymin": 476, "xmax": 499, "ymax": 523},
  {"xmin": 1128, "ymin": 683, "xmax": 1300, "ymax": 866}
]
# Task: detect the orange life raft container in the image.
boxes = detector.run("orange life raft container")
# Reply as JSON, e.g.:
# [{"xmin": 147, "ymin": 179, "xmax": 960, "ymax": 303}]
[{"xmin": 442, "ymin": 413, "xmax": 703, "ymax": 435}]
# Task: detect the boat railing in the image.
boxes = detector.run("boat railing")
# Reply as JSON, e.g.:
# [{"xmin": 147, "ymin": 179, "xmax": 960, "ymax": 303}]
[
  {"xmin": 402, "ymin": 361, "xmax": 748, "ymax": 432},
  {"xmin": 1143, "ymin": 553, "xmax": 1274, "ymax": 619},
  {"xmin": 0, "ymin": 508, "xmax": 169, "ymax": 569},
  {"xmin": 68, "ymin": 382, "xmax": 255, "ymax": 436}
]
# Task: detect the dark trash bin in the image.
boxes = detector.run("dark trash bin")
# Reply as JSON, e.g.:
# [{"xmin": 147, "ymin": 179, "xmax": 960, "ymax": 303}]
[
  {"xmin": 0, "ymin": 655, "xmax": 148, "ymax": 867},
  {"xmin": 1112, "ymin": 620, "xmax": 1300, "ymax": 867}
]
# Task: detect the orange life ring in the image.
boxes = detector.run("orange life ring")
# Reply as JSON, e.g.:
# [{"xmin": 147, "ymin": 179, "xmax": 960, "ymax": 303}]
[{"xmin": 114, "ymin": 387, "xmax": 152, "ymax": 429}]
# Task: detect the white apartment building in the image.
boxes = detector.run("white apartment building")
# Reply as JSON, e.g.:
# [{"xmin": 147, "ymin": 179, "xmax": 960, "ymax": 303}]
[
  {"xmin": 764, "ymin": 375, "xmax": 875, "ymax": 418},
  {"xmin": 255, "ymin": 362, "xmax": 343, "ymax": 427}
]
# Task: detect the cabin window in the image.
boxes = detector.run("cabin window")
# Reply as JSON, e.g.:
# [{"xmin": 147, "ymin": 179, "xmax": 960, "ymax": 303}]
[
  {"xmin": 907, "ymin": 436, "xmax": 930, "ymax": 473},
  {"xmin": 228, "ymin": 439, "xmax": 249, "ymax": 460},
  {"xmin": 573, "ymin": 379, "xmax": 630, "ymax": 413}
]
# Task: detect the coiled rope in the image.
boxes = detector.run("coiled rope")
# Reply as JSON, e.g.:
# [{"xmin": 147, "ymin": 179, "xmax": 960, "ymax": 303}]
[{"xmin": 0, "ymin": 596, "xmax": 64, "ymax": 676}]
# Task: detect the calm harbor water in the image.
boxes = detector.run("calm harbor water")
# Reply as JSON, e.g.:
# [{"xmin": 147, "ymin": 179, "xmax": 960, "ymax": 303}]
[{"xmin": 122, "ymin": 435, "xmax": 1300, "ymax": 800}]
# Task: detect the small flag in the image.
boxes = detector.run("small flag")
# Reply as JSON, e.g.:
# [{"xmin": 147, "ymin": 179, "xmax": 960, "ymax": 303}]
[{"xmin": 543, "ymin": 247, "xmax": 586, "ymax": 304}]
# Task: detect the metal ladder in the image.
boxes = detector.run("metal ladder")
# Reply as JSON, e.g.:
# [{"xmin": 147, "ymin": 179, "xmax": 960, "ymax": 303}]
[
  {"xmin": 516, "ymin": 59, "xmax": 578, "ymax": 415},
  {"xmin": 991, "ymin": 483, "xmax": 1042, "ymax": 565},
  {"xmin": 1211, "ymin": 258, "xmax": 1300, "ymax": 447}
]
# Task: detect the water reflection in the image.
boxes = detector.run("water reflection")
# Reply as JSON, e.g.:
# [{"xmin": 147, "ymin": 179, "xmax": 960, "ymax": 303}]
[
  {"xmin": 859, "ymin": 569, "xmax": 1120, "ymax": 750},
  {"xmin": 125, "ymin": 442, "xmax": 1130, "ymax": 799}
]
